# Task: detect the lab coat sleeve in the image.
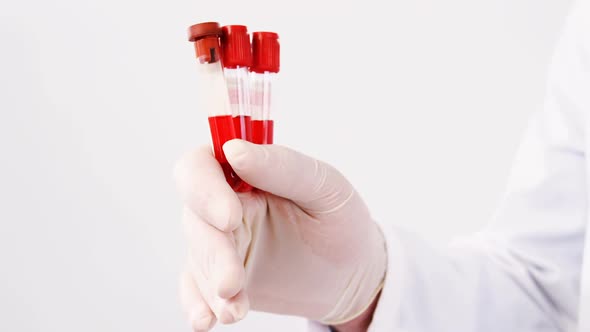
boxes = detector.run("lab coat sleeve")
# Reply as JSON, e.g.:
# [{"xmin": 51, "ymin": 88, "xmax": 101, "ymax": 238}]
[
  {"xmin": 307, "ymin": 1, "xmax": 590, "ymax": 331},
  {"xmin": 371, "ymin": 2, "xmax": 590, "ymax": 331}
]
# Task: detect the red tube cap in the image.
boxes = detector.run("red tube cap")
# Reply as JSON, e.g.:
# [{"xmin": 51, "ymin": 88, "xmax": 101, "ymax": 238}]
[
  {"xmin": 221, "ymin": 25, "xmax": 252, "ymax": 68},
  {"xmin": 188, "ymin": 22, "xmax": 221, "ymax": 41},
  {"xmin": 251, "ymin": 32, "xmax": 280, "ymax": 73},
  {"xmin": 188, "ymin": 22, "xmax": 222, "ymax": 63}
]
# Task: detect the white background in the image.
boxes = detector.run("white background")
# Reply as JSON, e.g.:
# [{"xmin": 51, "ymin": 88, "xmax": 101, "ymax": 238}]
[{"xmin": 0, "ymin": 0, "xmax": 574, "ymax": 331}]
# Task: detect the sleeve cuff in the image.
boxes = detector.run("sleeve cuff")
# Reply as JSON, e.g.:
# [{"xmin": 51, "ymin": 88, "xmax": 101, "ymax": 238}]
[
  {"xmin": 306, "ymin": 321, "xmax": 331, "ymax": 331},
  {"xmin": 307, "ymin": 223, "xmax": 408, "ymax": 332},
  {"xmin": 368, "ymin": 223, "xmax": 406, "ymax": 331}
]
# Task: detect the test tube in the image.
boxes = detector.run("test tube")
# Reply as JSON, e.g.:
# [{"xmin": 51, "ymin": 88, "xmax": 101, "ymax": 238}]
[
  {"xmin": 250, "ymin": 32, "xmax": 280, "ymax": 145},
  {"xmin": 188, "ymin": 22, "xmax": 252, "ymax": 192},
  {"xmin": 221, "ymin": 25, "xmax": 253, "ymax": 143}
]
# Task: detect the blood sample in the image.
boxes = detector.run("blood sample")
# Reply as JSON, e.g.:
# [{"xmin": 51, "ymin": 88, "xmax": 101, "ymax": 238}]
[
  {"xmin": 221, "ymin": 25, "xmax": 253, "ymax": 142},
  {"xmin": 250, "ymin": 32, "xmax": 280, "ymax": 144},
  {"xmin": 188, "ymin": 22, "xmax": 251, "ymax": 192}
]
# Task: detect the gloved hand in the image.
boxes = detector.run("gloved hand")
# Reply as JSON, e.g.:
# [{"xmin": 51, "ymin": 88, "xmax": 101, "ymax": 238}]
[{"xmin": 174, "ymin": 140, "xmax": 387, "ymax": 331}]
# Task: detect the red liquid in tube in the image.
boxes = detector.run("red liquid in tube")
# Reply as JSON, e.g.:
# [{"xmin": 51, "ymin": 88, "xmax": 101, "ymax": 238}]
[
  {"xmin": 208, "ymin": 115, "xmax": 252, "ymax": 191},
  {"xmin": 251, "ymin": 120, "xmax": 274, "ymax": 144},
  {"xmin": 266, "ymin": 120, "xmax": 274, "ymax": 144},
  {"xmin": 233, "ymin": 115, "xmax": 252, "ymax": 142},
  {"xmin": 208, "ymin": 115, "xmax": 235, "ymax": 179}
]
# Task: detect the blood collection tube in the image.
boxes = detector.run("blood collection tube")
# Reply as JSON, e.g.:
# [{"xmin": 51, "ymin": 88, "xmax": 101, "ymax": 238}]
[
  {"xmin": 250, "ymin": 32, "xmax": 280, "ymax": 144},
  {"xmin": 221, "ymin": 25, "xmax": 253, "ymax": 143},
  {"xmin": 188, "ymin": 22, "xmax": 252, "ymax": 192}
]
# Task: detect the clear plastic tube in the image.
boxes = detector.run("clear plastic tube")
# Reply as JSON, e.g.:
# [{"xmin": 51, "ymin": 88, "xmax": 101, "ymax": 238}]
[
  {"xmin": 221, "ymin": 25, "xmax": 253, "ymax": 143},
  {"xmin": 250, "ymin": 32, "xmax": 279, "ymax": 145},
  {"xmin": 250, "ymin": 71, "xmax": 276, "ymax": 144},
  {"xmin": 189, "ymin": 22, "xmax": 251, "ymax": 192},
  {"xmin": 224, "ymin": 67, "xmax": 252, "ymax": 141}
]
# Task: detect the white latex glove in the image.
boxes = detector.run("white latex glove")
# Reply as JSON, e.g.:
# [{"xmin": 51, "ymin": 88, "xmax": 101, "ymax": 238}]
[{"xmin": 175, "ymin": 140, "xmax": 387, "ymax": 331}]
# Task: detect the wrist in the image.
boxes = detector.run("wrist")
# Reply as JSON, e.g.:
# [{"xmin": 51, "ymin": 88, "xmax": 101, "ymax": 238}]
[{"xmin": 330, "ymin": 291, "xmax": 381, "ymax": 332}]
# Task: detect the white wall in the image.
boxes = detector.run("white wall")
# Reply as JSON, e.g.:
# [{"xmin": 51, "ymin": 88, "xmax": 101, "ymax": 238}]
[{"xmin": 0, "ymin": 0, "xmax": 573, "ymax": 331}]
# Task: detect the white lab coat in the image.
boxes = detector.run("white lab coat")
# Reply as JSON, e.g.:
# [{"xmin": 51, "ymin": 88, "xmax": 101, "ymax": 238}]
[{"xmin": 309, "ymin": 1, "xmax": 590, "ymax": 331}]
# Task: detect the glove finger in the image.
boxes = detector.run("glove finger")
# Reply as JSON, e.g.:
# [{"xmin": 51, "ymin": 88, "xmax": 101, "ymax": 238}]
[
  {"xmin": 223, "ymin": 140, "xmax": 354, "ymax": 214},
  {"xmin": 174, "ymin": 145, "xmax": 243, "ymax": 232},
  {"xmin": 180, "ymin": 268, "xmax": 217, "ymax": 332},
  {"xmin": 184, "ymin": 208, "xmax": 249, "ymax": 323},
  {"xmin": 188, "ymin": 254, "xmax": 250, "ymax": 325}
]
